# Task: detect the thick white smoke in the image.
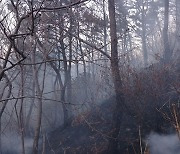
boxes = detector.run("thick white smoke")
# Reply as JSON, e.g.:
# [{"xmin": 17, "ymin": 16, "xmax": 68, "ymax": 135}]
[{"xmin": 147, "ymin": 133, "xmax": 180, "ymax": 154}]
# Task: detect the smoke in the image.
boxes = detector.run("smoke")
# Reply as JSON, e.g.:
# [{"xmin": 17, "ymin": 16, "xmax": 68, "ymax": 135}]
[
  {"xmin": 1, "ymin": 133, "xmax": 33, "ymax": 154},
  {"xmin": 147, "ymin": 133, "xmax": 180, "ymax": 154}
]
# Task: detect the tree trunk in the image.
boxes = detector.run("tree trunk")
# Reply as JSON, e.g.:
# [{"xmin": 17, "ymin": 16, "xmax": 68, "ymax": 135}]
[
  {"xmin": 175, "ymin": 0, "xmax": 180, "ymax": 54},
  {"xmin": 176, "ymin": 0, "xmax": 180, "ymax": 35},
  {"xmin": 20, "ymin": 66, "xmax": 25, "ymax": 154},
  {"xmin": 142, "ymin": 0, "xmax": 148, "ymax": 66},
  {"xmin": 32, "ymin": 48, "xmax": 43, "ymax": 154},
  {"xmin": 108, "ymin": 0, "xmax": 125, "ymax": 153},
  {"xmin": 25, "ymin": 84, "xmax": 35, "ymax": 136},
  {"xmin": 60, "ymin": 39, "xmax": 70, "ymax": 127},
  {"xmin": 163, "ymin": 0, "xmax": 171, "ymax": 62},
  {"xmin": 78, "ymin": 23, "xmax": 88, "ymax": 100},
  {"xmin": 103, "ymin": 0, "xmax": 108, "ymax": 55},
  {"xmin": 0, "ymin": 73, "xmax": 12, "ymax": 154},
  {"xmin": 66, "ymin": 6, "xmax": 73, "ymax": 119}
]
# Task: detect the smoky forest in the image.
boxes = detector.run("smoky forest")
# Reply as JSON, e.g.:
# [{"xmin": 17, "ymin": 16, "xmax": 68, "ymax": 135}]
[{"xmin": 0, "ymin": 0, "xmax": 179, "ymax": 154}]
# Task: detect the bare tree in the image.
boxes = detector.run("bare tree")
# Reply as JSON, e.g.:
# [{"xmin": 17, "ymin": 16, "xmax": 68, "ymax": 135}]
[
  {"xmin": 107, "ymin": 0, "xmax": 126, "ymax": 153},
  {"xmin": 163, "ymin": 0, "xmax": 171, "ymax": 62}
]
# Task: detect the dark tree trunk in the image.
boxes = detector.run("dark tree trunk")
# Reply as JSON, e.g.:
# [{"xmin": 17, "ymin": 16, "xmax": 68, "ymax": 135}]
[
  {"xmin": 66, "ymin": 6, "xmax": 73, "ymax": 119},
  {"xmin": 108, "ymin": 0, "xmax": 125, "ymax": 153},
  {"xmin": 32, "ymin": 50, "xmax": 43, "ymax": 154},
  {"xmin": 60, "ymin": 39, "xmax": 69, "ymax": 127},
  {"xmin": 61, "ymin": 86, "xmax": 69, "ymax": 127}
]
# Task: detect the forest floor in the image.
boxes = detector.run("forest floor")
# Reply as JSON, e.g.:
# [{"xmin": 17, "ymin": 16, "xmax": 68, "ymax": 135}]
[{"xmin": 46, "ymin": 61, "xmax": 180, "ymax": 154}]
